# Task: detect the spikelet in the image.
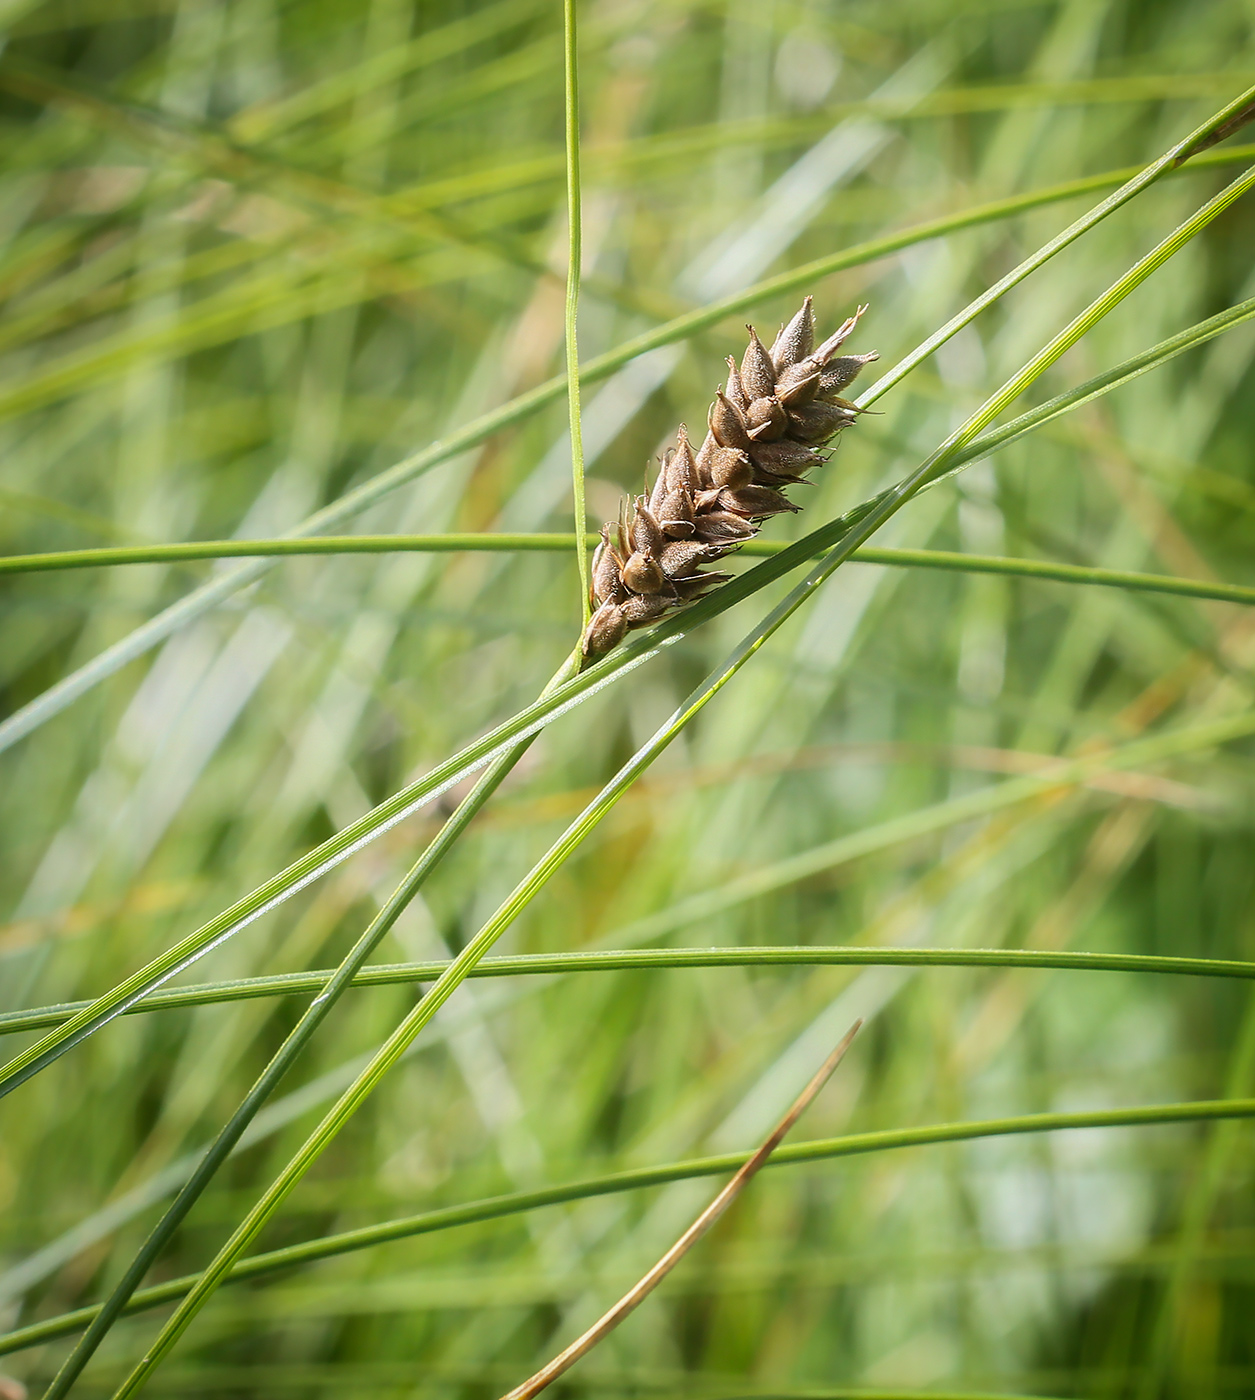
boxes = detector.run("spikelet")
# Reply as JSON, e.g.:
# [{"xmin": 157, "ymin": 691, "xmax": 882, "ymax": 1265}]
[{"xmin": 580, "ymin": 299, "xmax": 877, "ymax": 657}]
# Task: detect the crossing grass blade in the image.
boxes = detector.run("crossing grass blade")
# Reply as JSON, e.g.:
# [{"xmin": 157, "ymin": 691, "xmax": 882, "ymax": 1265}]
[{"xmin": 5, "ymin": 1095, "xmax": 1254, "ymax": 1362}]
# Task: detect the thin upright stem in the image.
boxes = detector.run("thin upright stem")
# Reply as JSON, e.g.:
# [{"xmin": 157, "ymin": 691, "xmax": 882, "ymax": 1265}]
[{"xmin": 563, "ymin": 0, "xmax": 589, "ymax": 624}]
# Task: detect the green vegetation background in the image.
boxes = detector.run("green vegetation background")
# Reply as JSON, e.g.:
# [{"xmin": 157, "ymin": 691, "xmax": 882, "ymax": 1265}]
[{"xmin": 1, "ymin": 0, "xmax": 1255, "ymax": 1396}]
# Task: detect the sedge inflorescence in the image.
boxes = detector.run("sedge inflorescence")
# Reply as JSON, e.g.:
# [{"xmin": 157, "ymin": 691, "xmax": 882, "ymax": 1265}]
[{"xmin": 580, "ymin": 298, "xmax": 878, "ymax": 658}]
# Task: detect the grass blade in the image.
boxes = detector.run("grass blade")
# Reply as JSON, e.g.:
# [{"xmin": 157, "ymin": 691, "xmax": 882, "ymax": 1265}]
[
  {"xmin": 7, "ymin": 1096, "xmax": 1255, "ymax": 1361},
  {"xmin": 6, "ymin": 943, "xmax": 1255, "ymax": 1041},
  {"xmin": 562, "ymin": 0, "xmax": 589, "ymax": 626}
]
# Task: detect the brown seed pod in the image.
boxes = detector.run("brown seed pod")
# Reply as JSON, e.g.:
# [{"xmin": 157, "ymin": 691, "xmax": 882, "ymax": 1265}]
[
  {"xmin": 748, "ymin": 438, "xmax": 826, "ymax": 478},
  {"xmin": 660, "ymin": 539, "xmax": 725, "ymax": 578},
  {"xmin": 707, "ymin": 445, "xmax": 754, "ymax": 489},
  {"xmin": 774, "ymin": 360, "xmax": 821, "ymax": 405},
  {"xmin": 709, "ymin": 392, "xmax": 753, "ymax": 451},
  {"xmin": 668, "ymin": 425, "xmax": 699, "ymax": 492},
  {"xmin": 740, "ymin": 327, "xmax": 777, "ymax": 399},
  {"xmin": 818, "ymin": 352, "xmax": 880, "ymax": 397},
  {"xmin": 718, "ymin": 485, "xmax": 800, "ymax": 518},
  {"xmin": 582, "ymin": 600, "xmax": 628, "ymax": 656},
  {"xmin": 786, "ymin": 399, "xmax": 859, "ymax": 443},
  {"xmin": 591, "ymin": 528, "xmax": 626, "ymax": 606},
  {"xmin": 628, "ymin": 500, "xmax": 665, "ymax": 557},
  {"xmin": 810, "ymin": 307, "xmax": 867, "ymax": 365},
  {"xmin": 745, "ymin": 396, "xmax": 788, "ymax": 441},
  {"xmin": 693, "ymin": 510, "xmax": 757, "ymax": 543},
  {"xmin": 622, "ymin": 550, "xmax": 665, "ymax": 595},
  {"xmin": 648, "ymin": 451, "xmax": 673, "ymax": 517},
  {"xmin": 577, "ymin": 300, "xmax": 874, "ymax": 659},
  {"xmin": 620, "ymin": 593, "xmax": 670, "ymax": 624},
  {"xmin": 770, "ymin": 295, "xmax": 815, "ymax": 371},
  {"xmin": 723, "ymin": 358, "xmax": 749, "ymax": 413},
  {"xmin": 671, "ymin": 570, "xmax": 733, "ymax": 600},
  {"xmin": 658, "ymin": 488, "xmax": 696, "ymax": 539}
]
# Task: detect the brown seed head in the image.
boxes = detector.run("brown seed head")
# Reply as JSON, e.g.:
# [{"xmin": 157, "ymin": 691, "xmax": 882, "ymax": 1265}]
[{"xmin": 578, "ymin": 300, "xmax": 874, "ymax": 660}]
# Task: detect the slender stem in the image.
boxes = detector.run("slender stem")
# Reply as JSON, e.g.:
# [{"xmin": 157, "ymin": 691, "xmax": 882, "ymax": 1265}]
[
  {"xmin": 6, "ymin": 1095, "xmax": 1255, "ymax": 1361},
  {"xmin": 498, "ymin": 1024, "xmax": 862, "ymax": 1400},
  {"xmin": 5, "ymin": 943, "xmax": 1254, "ymax": 1040},
  {"xmin": 4, "ymin": 541, "xmax": 1255, "ymax": 608},
  {"xmin": 562, "ymin": 0, "xmax": 589, "ymax": 624}
]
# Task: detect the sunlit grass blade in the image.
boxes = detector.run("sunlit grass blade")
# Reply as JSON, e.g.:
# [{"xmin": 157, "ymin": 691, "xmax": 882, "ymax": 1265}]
[
  {"xmin": 6, "ymin": 941, "xmax": 1255, "ymax": 1041},
  {"xmin": 562, "ymin": 0, "xmax": 589, "ymax": 625},
  {"xmin": 5, "ymin": 1096, "xmax": 1254, "ymax": 1362},
  {"xmin": 7, "ymin": 536, "xmax": 1255, "ymax": 611}
]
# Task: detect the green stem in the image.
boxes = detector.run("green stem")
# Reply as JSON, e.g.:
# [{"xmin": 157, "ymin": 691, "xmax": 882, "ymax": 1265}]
[
  {"xmin": 4, "ymin": 945, "xmax": 1254, "ymax": 1040},
  {"xmin": 5, "ymin": 543, "xmax": 1255, "ymax": 609},
  {"xmin": 7, "ymin": 1097, "xmax": 1254, "ymax": 1361},
  {"xmin": 562, "ymin": 0, "xmax": 589, "ymax": 625}
]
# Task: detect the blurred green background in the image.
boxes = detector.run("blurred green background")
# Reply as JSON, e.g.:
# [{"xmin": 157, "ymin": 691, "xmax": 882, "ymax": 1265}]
[{"xmin": 2, "ymin": 0, "xmax": 1255, "ymax": 1396}]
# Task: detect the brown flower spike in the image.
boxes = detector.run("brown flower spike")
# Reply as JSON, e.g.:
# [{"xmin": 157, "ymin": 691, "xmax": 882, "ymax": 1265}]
[{"xmin": 580, "ymin": 299, "xmax": 877, "ymax": 657}]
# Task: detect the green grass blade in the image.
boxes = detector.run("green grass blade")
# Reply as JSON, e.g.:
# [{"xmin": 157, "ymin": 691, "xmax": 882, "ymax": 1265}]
[
  {"xmin": 4, "ymin": 944, "xmax": 1254, "ymax": 1041},
  {"xmin": 7, "ymin": 1097, "xmax": 1254, "ymax": 1362},
  {"xmin": 8, "ymin": 535, "xmax": 1255, "ymax": 610},
  {"xmin": 562, "ymin": 0, "xmax": 589, "ymax": 625}
]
